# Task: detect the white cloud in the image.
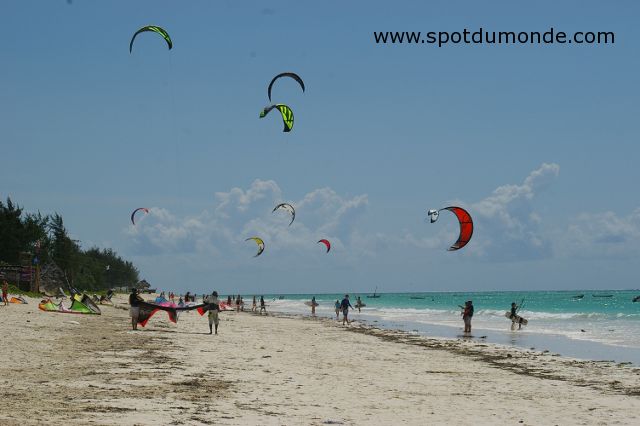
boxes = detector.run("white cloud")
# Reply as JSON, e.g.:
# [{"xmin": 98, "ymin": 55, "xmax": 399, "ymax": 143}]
[
  {"xmin": 468, "ymin": 163, "xmax": 560, "ymax": 260},
  {"xmin": 558, "ymin": 208, "xmax": 640, "ymax": 258},
  {"xmin": 125, "ymin": 180, "xmax": 369, "ymax": 263}
]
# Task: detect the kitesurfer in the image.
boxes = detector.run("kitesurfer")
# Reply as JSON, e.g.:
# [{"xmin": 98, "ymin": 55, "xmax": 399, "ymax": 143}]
[
  {"xmin": 206, "ymin": 291, "xmax": 221, "ymax": 335},
  {"xmin": 129, "ymin": 288, "xmax": 143, "ymax": 330},
  {"xmin": 509, "ymin": 302, "xmax": 523, "ymax": 330},
  {"xmin": 462, "ymin": 300, "xmax": 474, "ymax": 333},
  {"xmin": 341, "ymin": 295, "xmax": 354, "ymax": 326}
]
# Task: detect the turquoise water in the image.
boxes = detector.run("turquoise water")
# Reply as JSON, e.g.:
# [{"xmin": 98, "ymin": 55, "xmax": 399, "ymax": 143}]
[{"xmin": 262, "ymin": 290, "xmax": 640, "ymax": 363}]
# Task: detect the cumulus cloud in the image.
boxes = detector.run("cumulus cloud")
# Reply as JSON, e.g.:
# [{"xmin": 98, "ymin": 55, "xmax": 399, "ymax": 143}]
[
  {"xmin": 558, "ymin": 208, "xmax": 640, "ymax": 258},
  {"xmin": 469, "ymin": 163, "xmax": 560, "ymax": 260},
  {"xmin": 126, "ymin": 180, "xmax": 369, "ymax": 262}
]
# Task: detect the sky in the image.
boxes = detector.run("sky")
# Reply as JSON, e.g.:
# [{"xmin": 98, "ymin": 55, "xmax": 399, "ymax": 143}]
[{"xmin": 1, "ymin": 1, "xmax": 639, "ymax": 294}]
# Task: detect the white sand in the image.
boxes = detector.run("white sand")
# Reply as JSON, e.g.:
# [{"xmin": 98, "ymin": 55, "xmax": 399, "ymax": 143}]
[{"xmin": 1, "ymin": 294, "xmax": 639, "ymax": 425}]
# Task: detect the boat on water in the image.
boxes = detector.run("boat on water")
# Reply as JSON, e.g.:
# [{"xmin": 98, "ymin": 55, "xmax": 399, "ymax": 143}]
[
  {"xmin": 367, "ymin": 287, "xmax": 381, "ymax": 298},
  {"xmin": 633, "ymin": 295, "xmax": 640, "ymax": 303},
  {"xmin": 572, "ymin": 294, "xmax": 584, "ymax": 299},
  {"xmin": 409, "ymin": 296, "xmax": 425, "ymax": 300}
]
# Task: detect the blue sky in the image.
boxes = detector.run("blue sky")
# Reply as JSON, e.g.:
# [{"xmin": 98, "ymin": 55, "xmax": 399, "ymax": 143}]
[{"xmin": 1, "ymin": 1, "xmax": 639, "ymax": 294}]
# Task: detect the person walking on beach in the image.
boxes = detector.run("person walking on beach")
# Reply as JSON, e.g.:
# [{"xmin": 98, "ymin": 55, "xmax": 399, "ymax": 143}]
[
  {"xmin": 334, "ymin": 300, "xmax": 341, "ymax": 319},
  {"xmin": 206, "ymin": 291, "xmax": 221, "ymax": 335},
  {"xmin": 252, "ymin": 296, "xmax": 257, "ymax": 312},
  {"xmin": 461, "ymin": 300, "xmax": 474, "ymax": 333},
  {"xmin": 260, "ymin": 295, "xmax": 266, "ymax": 314},
  {"xmin": 235, "ymin": 295, "xmax": 241, "ymax": 312},
  {"xmin": 129, "ymin": 288, "xmax": 144, "ymax": 330},
  {"xmin": 341, "ymin": 294, "xmax": 354, "ymax": 326},
  {"xmin": 2, "ymin": 280, "xmax": 8, "ymax": 306}
]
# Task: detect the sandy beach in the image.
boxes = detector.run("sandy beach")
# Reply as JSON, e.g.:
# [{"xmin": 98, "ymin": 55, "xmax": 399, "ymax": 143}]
[{"xmin": 1, "ymin": 294, "xmax": 639, "ymax": 426}]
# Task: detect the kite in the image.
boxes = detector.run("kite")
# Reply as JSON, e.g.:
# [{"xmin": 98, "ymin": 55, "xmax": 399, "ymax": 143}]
[
  {"xmin": 131, "ymin": 208, "xmax": 149, "ymax": 225},
  {"xmin": 259, "ymin": 104, "xmax": 294, "ymax": 132},
  {"xmin": 317, "ymin": 239, "xmax": 331, "ymax": 253},
  {"xmin": 245, "ymin": 237, "xmax": 265, "ymax": 257},
  {"xmin": 130, "ymin": 25, "xmax": 172, "ymax": 53},
  {"xmin": 427, "ymin": 207, "xmax": 474, "ymax": 251},
  {"xmin": 272, "ymin": 203, "xmax": 296, "ymax": 226},
  {"xmin": 267, "ymin": 72, "xmax": 305, "ymax": 102}
]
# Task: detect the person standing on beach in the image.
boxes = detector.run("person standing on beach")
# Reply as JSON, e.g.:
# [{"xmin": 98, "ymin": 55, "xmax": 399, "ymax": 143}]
[
  {"xmin": 334, "ymin": 300, "xmax": 341, "ymax": 320},
  {"xmin": 341, "ymin": 294, "xmax": 354, "ymax": 326},
  {"xmin": 206, "ymin": 291, "xmax": 221, "ymax": 335},
  {"xmin": 260, "ymin": 295, "xmax": 266, "ymax": 314},
  {"xmin": 236, "ymin": 295, "xmax": 241, "ymax": 312},
  {"xmin": 310, "ymin": 296, "xmax": 317, "ymax": 315},
  {"xmin": 356, "ymin": 296, "xmax": 363, "ymax": 313},
  {"xmin": 461, "ymin": 300, "xmax": 474, "ymax": 333},
  {"xmin": 2, "ymin": 281, "xmax": 8, "ymax": 306},
  {"xmin": 252, "ymin": 296, "xmax": 257, "ymax": 312},
  {"xmin": 129, "ymin": 288, "xmax": 143, "ymax": 330}
]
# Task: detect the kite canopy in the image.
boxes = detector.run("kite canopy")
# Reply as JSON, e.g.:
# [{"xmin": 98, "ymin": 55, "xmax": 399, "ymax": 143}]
[
  {"xmin": 245, "ymin": 237, "xmax": 265, "ymax": 257},
  {"xmin": 317, "ymin": 239, "xmax": 331, "ymax": 253},
  {"xmin": 267, "ymin": 72, "xmax": 305, "ymax": 102},
  {"xmin": 130, "ymin": 25, "xmax": 172, "ymax": 53},
  {"xmin": 428, "ymin": 207, "xmax": 473, "ymax": 251},
  {"xmin": 259, "ymin": 104, "xmax": 294, "ymax": 132},
  {"xmin": 272, "ymin": 203, "xmax": 296, "ymax": 226},
  {"xmin": 131, "ymin": 207, "xmax": 149, "ymax": 225}
]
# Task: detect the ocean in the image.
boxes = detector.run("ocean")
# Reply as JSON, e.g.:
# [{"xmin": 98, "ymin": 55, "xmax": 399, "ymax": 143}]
[{"xmin": 261, "ymin": 290, "xmax": 640, "ymax": 365}]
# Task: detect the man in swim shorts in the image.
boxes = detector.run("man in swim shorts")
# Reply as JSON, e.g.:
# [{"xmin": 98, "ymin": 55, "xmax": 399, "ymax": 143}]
[
  {"xmin": 341, "ymin": 294, "xmax": 353, "ymax": 326},
  {"xmin": 206, "ymin": 291, "xmax": 221, "ymax": 335},
  {"xmin": 129, "ymin": 288, "xmax": 143, "ymax": 330}
]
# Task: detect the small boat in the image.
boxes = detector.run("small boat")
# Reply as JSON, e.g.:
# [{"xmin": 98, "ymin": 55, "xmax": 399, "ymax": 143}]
[
  {"xmin": 592, "ymin": 294, "xmax": 613, "ymax": 298},
  {"xmin": 572, "ymin": 294, "xmax": 584, "ymax": 299},
  {"xmin": 367, "ymin": 287, "xmax": 381, "ymax": 298},
  {"xmin": 632, "ymin": 296, "xmax": 640, "ymax": 303},
  {"xmin": 409, "ymin": 296, "xmax": 425, "ymax": 300}
]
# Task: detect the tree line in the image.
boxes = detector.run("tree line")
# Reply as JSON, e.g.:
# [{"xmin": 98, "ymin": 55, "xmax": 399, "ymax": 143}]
[{"xmin": 0, "ymin": 197, "xmax": 139, "ymax": 291}]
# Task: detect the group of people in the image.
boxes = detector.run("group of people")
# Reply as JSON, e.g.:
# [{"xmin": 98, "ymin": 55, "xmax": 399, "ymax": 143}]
[{"xmin": 460, "ymin": 300, "xmax": 524, "ymax": 333}]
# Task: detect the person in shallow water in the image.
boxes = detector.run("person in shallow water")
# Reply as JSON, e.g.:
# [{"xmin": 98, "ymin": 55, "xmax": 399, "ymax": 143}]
[
  {"xmin": 462, "ymin": 300, "xmax": 474, "ymax": 333},
  {"xmin": 510, "ymin": 302, "xmax": 523, "ymax": 330},
  {"xmin": 334, "ymin": 300, "xmax": 341, "ymax": 320}
]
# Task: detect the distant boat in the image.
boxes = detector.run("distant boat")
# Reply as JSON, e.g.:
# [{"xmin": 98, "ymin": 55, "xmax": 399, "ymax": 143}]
[
  {"xmin": 633, "ymin": 296, "xmax": 640, "ymax": 303},
  {"xmin": 572, "ymin": 294, "xmax": 584, "ymax": 299},
  {"xmin": 409, "ymin": 296, "xmax": 425, "ymax": 300},
  {"xmin": 592, "ymin": 294, "xmax": 613, "ymax": 298},
  {"xmin": 367, "ymin": 287, "xmax": 381, "ymax": 298}
]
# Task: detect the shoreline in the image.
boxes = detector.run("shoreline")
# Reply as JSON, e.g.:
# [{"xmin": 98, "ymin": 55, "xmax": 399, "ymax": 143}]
[{"xmin": 2, "ymin": 294, "xmax": 639, "ymax": 425}]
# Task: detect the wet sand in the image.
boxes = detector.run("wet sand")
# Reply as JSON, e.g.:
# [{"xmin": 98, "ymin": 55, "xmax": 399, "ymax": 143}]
[{"xmin": 1, "ymin": 294, "xmax": 639, "ymax": 425}]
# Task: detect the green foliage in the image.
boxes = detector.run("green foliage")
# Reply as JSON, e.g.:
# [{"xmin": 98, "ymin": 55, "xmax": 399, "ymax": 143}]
[{"xmin": 0, "ymin": 197, "xmax": 139, "ymax": 292}]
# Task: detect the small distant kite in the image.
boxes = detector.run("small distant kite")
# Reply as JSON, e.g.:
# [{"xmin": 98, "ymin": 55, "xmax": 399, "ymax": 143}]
[
  {"xmin": 317, "ymin": 239, "xmax": 331, "ymax": 253},
  {"xmin": 272, "ymin": 203, "xmax": 296, "ymax": 226},
  {"xmin": 245, "ymin": 237, "xmax": 265, "ymax": 257},
  {"xmin": 260, "ymin": 104, "xmax": 294, "ymax": 132},
  {"xmin": 267, "ymin": 72, "xmax": 305, "ymax": 102},
  {"xmin": 427, "ymin": 207, "xmax": 473, "ymax": 251},
  {"xmin": 130, "ymin": 25, "xmax": 172, "ymax": 53},
  {"xmin": 131, "ymin": 208, "xmax": 149, "ymax": 225}
]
